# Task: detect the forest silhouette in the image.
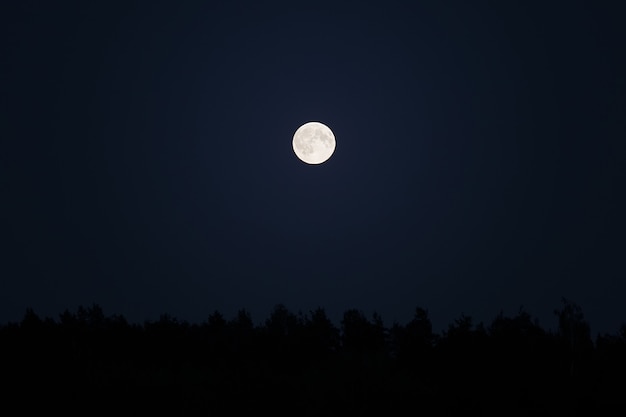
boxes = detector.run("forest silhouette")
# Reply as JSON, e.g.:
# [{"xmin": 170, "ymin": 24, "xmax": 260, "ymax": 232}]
[{"xmin": 2, "ymin": 298, "xmax": 625, "ymax": 414}]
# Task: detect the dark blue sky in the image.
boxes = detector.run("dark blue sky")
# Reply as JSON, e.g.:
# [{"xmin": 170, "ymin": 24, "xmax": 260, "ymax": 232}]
[{"xmin": 2, "ymin": 1, "xmax": 624, "ymax": 335}]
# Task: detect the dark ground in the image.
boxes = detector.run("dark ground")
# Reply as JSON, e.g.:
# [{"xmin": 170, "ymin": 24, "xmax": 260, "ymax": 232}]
[{"xmin": 2, "ymin": 299, "xmax": 625, "ymax": 415}]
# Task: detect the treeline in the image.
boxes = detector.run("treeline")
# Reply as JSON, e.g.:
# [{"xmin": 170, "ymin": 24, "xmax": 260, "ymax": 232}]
[{"xmin": 1, "ymin": 299, "xmax": 625, "ymax": 414}]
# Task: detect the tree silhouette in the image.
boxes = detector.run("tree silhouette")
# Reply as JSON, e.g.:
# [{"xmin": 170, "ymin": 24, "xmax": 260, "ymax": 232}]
[
  {"xmin": 1, "ymin": 300, "xmax": 626, "ymax": 413},
  {"xmin": 391, "ymin": 307, "xmax": 434, "ymax": 358},
  {"xmin": 340, "ymin": 309, "xmax": 386, "ymax": 358},
  {"xmin": 553, "ymin": 298, "xmax": 593, "ymax": 378},
  {"xmin": 304, "ymin": 307, "xmax": 340, "ymax": 360}
]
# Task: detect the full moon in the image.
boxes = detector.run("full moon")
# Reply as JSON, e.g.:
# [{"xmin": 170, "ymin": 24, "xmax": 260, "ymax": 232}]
[{"xmin": 292, "ymin": 121, "xmax": 336, "ymax": 164}]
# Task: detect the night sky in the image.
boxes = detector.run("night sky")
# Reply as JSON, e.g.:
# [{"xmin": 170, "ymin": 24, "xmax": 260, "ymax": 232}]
[{"xmin": 2, "ymin": 1, "xmax": 624, "ymax": 335}]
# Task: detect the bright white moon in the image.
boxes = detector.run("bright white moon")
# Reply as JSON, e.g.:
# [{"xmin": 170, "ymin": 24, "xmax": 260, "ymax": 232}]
[{"xmin": 292, "ymin": 121, "xmax": 336, "ymax": 164}]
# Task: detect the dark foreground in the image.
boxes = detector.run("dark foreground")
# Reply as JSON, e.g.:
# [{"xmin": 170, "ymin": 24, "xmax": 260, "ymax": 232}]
[{"xmin": 2, "ymin": 299, "xmax": 625, "ymax": 415}]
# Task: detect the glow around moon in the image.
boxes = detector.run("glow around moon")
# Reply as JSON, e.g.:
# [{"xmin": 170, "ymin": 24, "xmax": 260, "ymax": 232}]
[{"xmin": 292, "ymin": 121, "xmax": 336, "ymax": 164}]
